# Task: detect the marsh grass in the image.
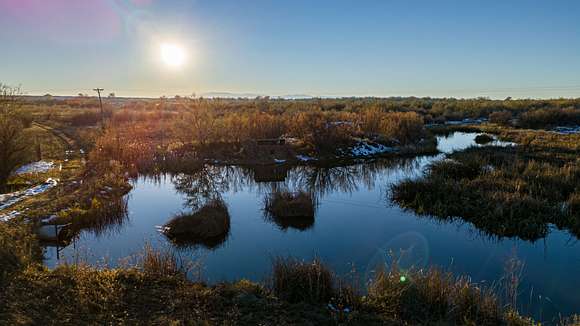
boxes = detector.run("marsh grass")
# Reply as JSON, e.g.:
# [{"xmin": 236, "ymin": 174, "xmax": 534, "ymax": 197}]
[
  {"xmin": 271, "ymin": 257, "xmax": 334, "ymax": 304},
  {"xmin": 367, "ymin": 266, "xmax": 506, "ymax": 325},
  {"xmin": 139, "ymin": 244, "xmax": 184, "ymax": 278},
  {"xmin": 264, "ymin": 190, "xmax": 316, "ymax": 218},
  {"xmin": 392, "ymin": 144, "xmax": 580, "ymax": 240},
  {"xmin": 163, "ymin": 199, "xmax": 231, "ymax": 249}
]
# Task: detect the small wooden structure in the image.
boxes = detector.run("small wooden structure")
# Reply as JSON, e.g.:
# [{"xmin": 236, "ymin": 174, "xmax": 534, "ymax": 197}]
[
  {"xmin": 36, "ymin": 223, "xmax": 73, "ymax": 259},
  {"xmin": 243, "ymin": 138, "xmax": 293, "ymax": 160}
]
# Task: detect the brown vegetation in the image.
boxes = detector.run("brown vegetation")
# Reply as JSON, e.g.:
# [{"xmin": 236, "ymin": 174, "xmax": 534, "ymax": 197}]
[
  {"xmin": 163, "ymin": 199, "xmax": 231, "ymax": 249},
  {"xmin": 392, "ymin": 139, "xmax": 580, "ymax": 240}
]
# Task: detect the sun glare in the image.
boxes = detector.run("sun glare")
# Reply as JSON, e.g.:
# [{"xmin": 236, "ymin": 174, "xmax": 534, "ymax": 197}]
[{"xmin": 160, "ymin": 43, "xmax": 186, "ymax": 68}]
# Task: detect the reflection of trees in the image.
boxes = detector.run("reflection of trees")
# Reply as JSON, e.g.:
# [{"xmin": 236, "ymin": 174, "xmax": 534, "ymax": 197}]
[
  {"xmin": 170, "ymin": 156, "xmax": 430, "ymax": 209},
  {"xmin": 284, "ymin": 157, "xmax": 425, "ymax": 200},
  {"xmin": 291, "ymin": 165, "xmax": 359, "ymax": 198},
  {"xmin": 172, "ymin": 165, "xmax": 248, "ymax": 210}
]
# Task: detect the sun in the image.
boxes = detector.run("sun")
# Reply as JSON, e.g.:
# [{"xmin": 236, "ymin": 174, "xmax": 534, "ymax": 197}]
[{"xmin": 160, "ymin": 43, "xmax": 186, "ymax": 68}]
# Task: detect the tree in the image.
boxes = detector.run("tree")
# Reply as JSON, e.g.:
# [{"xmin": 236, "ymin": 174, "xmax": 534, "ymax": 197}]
[
  {"xmin": 0, "ymin": 83, "xmax": 22, "ymax": 114},
  {"xmin": 0, "ymin": 84, "xmax": 28, "ymax": 191}
]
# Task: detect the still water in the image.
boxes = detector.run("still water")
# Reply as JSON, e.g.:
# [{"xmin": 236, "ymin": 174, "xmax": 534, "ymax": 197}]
[{"xmin": 44, "ymin": 133, "xmax": 579, "ymax": 322}]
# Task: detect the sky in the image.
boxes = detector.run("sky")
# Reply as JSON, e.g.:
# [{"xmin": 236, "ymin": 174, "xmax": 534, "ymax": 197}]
[{"xmin": 1, "ymin": 0, "xmax": 580, "ymax": 99}]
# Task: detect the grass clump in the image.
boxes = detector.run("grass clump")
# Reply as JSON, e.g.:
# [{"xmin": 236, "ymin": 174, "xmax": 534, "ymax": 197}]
[
  {"xmin": 264, "ymin": 191, "xmax": 316, "ymax": 218},
  {"xmin": 163, "ymin": 199, "xmax": 230, "ymax": 248},
  {"xmin": 271, "ymin": 257, "xmax": 334, "ymax": 304},
  {"xmin": 475, "ymin": 133, "xmax": 494, "ymax": 144},
  {"xmin": 139, "ymin": 244, "xmax": 184, "ymax": 278},
  {"xmin": 263, "ymin": 191, "xmax": 317, "ymax": 231}
]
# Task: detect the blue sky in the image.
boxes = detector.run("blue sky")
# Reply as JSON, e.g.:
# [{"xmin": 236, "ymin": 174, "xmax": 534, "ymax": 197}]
[{"xmin": 1, "ymin": 0, "xmax": 579, "ymax": 98}]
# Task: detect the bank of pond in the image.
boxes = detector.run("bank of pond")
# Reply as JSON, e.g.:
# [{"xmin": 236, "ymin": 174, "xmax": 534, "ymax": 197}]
[{"xmin": 41, "ymin": 132, "xmax": 579, "ymax": 323}]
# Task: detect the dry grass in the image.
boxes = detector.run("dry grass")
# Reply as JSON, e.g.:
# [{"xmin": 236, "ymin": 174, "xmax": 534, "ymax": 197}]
[
  {"xmin": 367, "ymin": 266, "xmax": 505, "ymax": 325},
  {"xmin": 163, "ymin": 199, "xmax": 230, "ymax": 248},
  {"xmin": 392, "ymin": 144, "xmax": 580, "ymax": 240},
  {"xmin": 0, "ymin": 221, "xmax": 42, "ymax": 286},
  {"xmin": 263, "ymin": 191, "xmax": 316, "ymax": 231},
  {"xmin": 271, "ymin": 257, "xmax": 334, "ymax": 304},
  {"xmin": 264, "ymin": 191, "xmax": 316, "ymax": 218},
  {"xmin": 475, "ymin": 133, "xmax": 494, "ymax": 144},
  {"xmin": 139, "ymin": 244, "xmax": 183, "ymax": 278}
]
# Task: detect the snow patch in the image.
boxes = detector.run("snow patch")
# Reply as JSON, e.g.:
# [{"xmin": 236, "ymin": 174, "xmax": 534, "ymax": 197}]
[
  {"xmin": 349, "ymin": 141, "xmax": 396, "ymax": 157},
  {"xmin": 274, "ymin": 159, "xmax": 286, "ymax": 164},
  {"xmin": 0, "ymin": 178, "xmax": 58, "ymax": 212},
  {"xmin": 0, "ymin": 210, "xmax": 21, "ymax": 222},
  {"xmin": 296, "ymin": 155, "xmax": 316, "ymax": 162},
  {"xmin": 14, "ymin": 161, "xmax": 54, "ymax": 175}
]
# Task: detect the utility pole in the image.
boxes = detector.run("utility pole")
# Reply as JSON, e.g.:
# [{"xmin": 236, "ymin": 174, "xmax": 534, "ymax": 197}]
[{"xmin": 93, "ymin": 88, "xmax": 104, "ymax": 128}]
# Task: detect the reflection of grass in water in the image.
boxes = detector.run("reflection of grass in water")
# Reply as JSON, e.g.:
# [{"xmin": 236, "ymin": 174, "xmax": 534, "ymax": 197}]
[
  {"xmin": 391, "ymin": 145, "xmax": 580, "ymax": 240},
  {"xmin": 163, "ymin": 199, "xmax": 230, "ymax": 250},
  {"xmin": 55, "ymin": 196, "xmax": 130, "ymax": 239}
]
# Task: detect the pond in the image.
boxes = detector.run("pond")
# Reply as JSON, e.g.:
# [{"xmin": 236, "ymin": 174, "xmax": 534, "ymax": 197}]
[{"xmin": 44, "ymin": 132, "xmax": 579, "ymax": 323}]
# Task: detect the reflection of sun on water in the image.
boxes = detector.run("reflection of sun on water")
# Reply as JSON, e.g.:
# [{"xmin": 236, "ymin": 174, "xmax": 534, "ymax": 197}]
[{"xmin": 160, "ymin": 43, "xmax": 186, "ymax": 68}]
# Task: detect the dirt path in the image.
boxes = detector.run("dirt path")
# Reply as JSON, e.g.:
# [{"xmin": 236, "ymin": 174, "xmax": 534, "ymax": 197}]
[{"xmin": 31, "ymin": 122, "xmax": 76, "ymax": 150}]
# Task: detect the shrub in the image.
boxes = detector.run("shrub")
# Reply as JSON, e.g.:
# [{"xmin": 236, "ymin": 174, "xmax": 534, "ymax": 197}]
[
  {"xmin": 0, "ymin": 114, "xmax": 28, "ymax": 191},
  {"xmin": 379, "ymin": 112, "xmax": 426, "ymax": 145},
  {"xmin": 475, "ymin": 134, "xmax": 494, "ymax": 144},
  {"xmin": 489, "ymin": 111, "xmax": 512, "ymax": 126},
  {"xmin": 519, "ymin": 108, "xmax": 580, "ymax": 129}
]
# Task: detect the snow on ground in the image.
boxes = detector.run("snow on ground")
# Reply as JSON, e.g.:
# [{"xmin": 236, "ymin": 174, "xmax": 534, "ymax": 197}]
[
  {"xmin": 296, "ymin": 155, "xmax": 316, "ymax": 162},
  {"xmin": 552, "ymin": 126, "xmax": 580, "ymax": 135},
  {"xmin": 349, "ymin": 140, "xmax": 396, "ymax": 157},
  {"xmin": 0, "ymin": 210, "xmax": 21, "ymax": 222},
  {"xmin": 0, "ymin": 178, "xmax": 58, "ymax": 213},
  {"xmin": 274, "ymin": 159, "xmax": 286, "ymax": 164},
  {"xmin": 14, "ymin": 161, "xmax": 54, "ymax": 175}
]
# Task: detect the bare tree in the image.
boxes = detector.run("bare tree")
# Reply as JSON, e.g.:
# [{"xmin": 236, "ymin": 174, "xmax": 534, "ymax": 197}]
[
  {"xmin": 0, "ymin": 83, "xmax": 23, "ymax": 114},
  {"xmin": 0, "ymin": 84, "xmax": 28, "ymax": 191}
]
